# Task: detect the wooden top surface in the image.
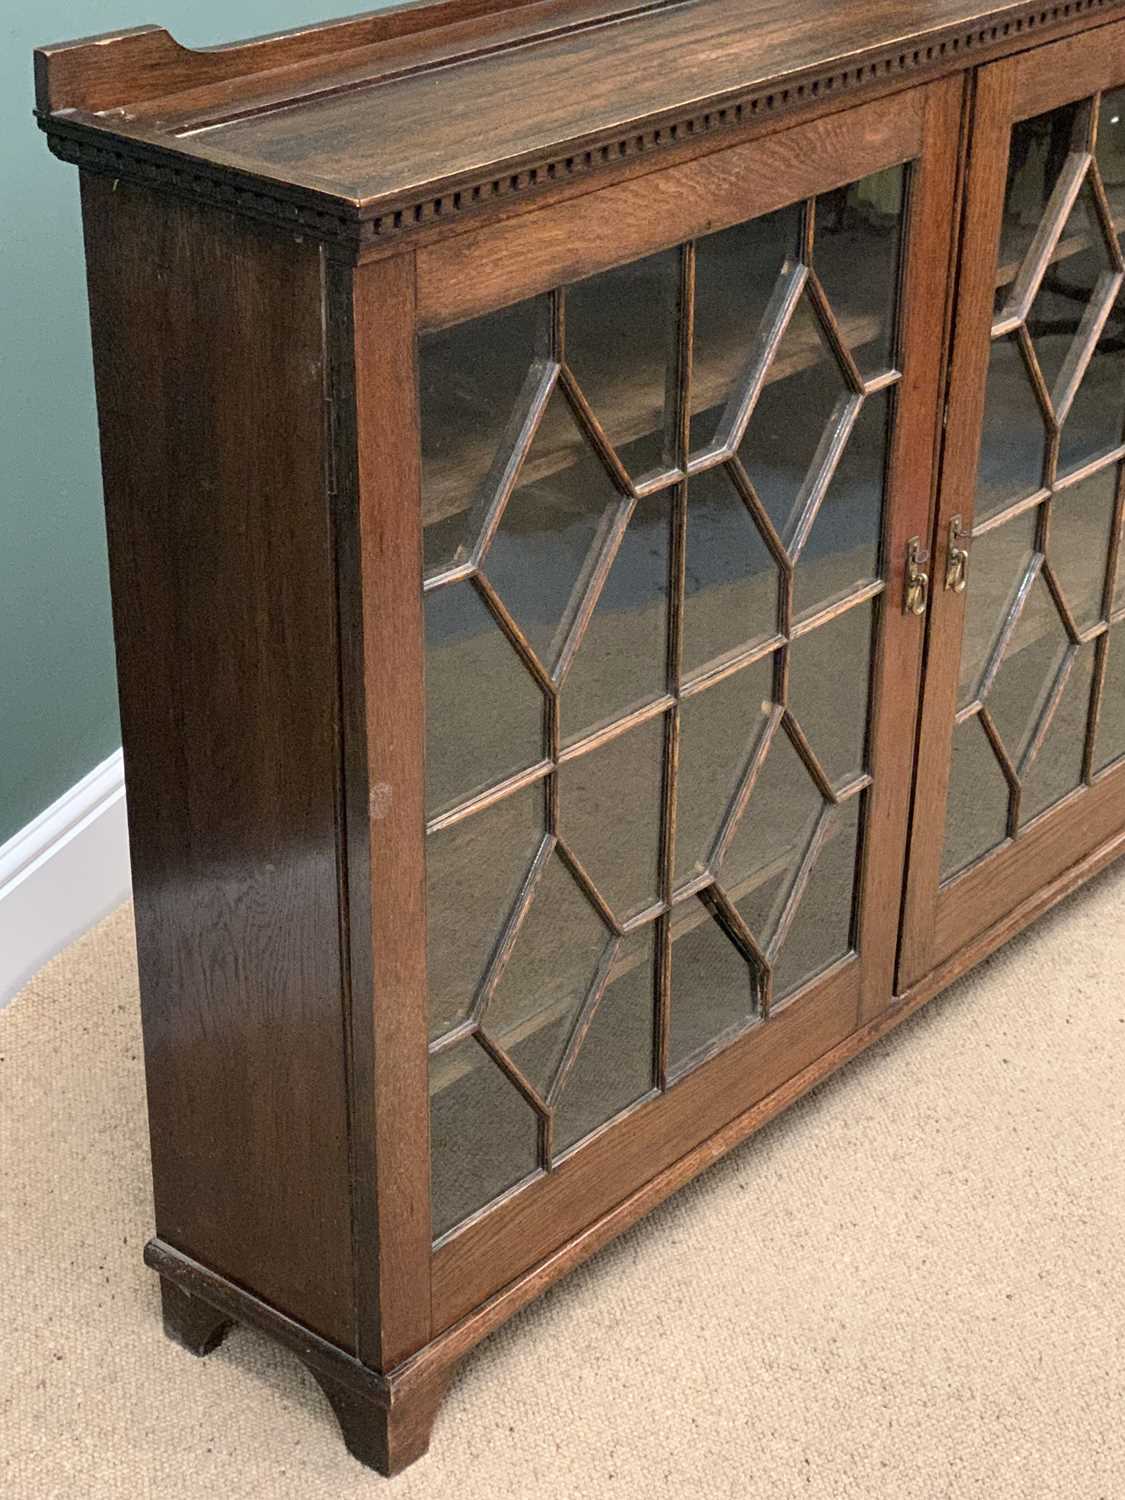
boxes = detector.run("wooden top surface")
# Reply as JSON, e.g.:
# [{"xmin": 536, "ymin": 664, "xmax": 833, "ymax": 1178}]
[{"xmin": 35, "ymin": 0, "xmax": 1125, "ymax": 232}]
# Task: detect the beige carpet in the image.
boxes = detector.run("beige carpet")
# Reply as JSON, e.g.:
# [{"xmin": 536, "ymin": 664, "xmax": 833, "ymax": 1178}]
[{"xmin": 2, "ymin": 876, "xmax": 1124, "ymax": 1500}]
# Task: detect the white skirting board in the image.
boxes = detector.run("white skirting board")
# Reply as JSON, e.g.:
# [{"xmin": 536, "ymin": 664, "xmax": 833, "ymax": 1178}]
[{"xmin": 0, "ymin": 750, "xmax": 132, "ymax": 1007}]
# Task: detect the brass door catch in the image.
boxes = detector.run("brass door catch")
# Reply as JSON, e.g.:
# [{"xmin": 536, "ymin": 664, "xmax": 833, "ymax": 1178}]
[
  {"xmin": 946, "ymin": 514, "xmax": 969, "ymax": 594},
  {"xmin": 904, "ymin": 536, "xmax": 929, "ymax": 617}
]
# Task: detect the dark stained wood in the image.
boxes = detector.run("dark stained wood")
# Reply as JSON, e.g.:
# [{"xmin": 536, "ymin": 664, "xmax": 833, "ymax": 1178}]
[
  {"xmin": 81, "ymin": 175, "xmax": 355, "ymax": 1348},
  {"xmin": 329, "ymin": 252, "xmax": 434, "ymax": 1369},
  {"xmin": 900, "ymin": 19, "xmax": 1125, "ymax": 991},
  {"xmin": 855, "ymin": 72, "xmax": 967, "ymax": 1025},
  {"xmin": 148, "ymin": 1241, "xmax": 448, "ymax": 1476},
  {"xmin": 36, "ymin": 0, "xmax": 1125, "ymax": 250},
  {"xmin": 416, "ymin": 91, "xmax": 924, "ymax": 329},
  {"xmin": 33, "ymin": 2, "xmax": 643, "ymax": 114},
  {"xmin": 43, "ymin": 3, "xmax": 1125, "ymax": 1479},
  {"xmin": 1009, "ymin": 14, "xmax": 1125, "ymax": 118},
  {"xmin": 932, "ymin": 762, "xmax": 1125, "ymax": 962},
  {"xmin": 159, "ymin": 1278, "xmax": 233, "ymax": 1357},
  {"xmin": 898, "ymin": 60, "xmax": 1017, "ymax": 990}
]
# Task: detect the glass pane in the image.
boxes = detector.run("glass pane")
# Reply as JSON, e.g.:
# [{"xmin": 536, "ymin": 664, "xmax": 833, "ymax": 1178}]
[
  {"xmin": 975, "ymin": 335, "xmax": 1047, "ymax": 523},
  {"xmin": 793, "ymin": 390, "xmax": 888, "ymax": 619},
  {"xmin": 722, "ymin": 727, "xmax": 824, "ymax": 946},
  {"xmin": 1020, "ymin": 644, "xmax": 1094, "ymax": 825},
  {"xmin": 674, "ymin": 656, "xmax": 774, "ymax": 888},
  {"xmin": 426, "ymin": 786, "xmax": 545, "ymax": 1041},
  {"xmin": 485, "ymin": 852, "xmax": 608, "ymax": 1098},
  {"xmin": 426, "ymin": 580, "xmax": 544, "ymax": 817},
  {"xmin": 1094, "ymin": 623, "xmax": 1125, "ymax": 772},
  {"xmin": 553, "ymin": 927, "xmax": 656, "ymax": 1156},
  {"xmin": 1027, "ymin": 178, "xmax": 1116, "ymax": 399},
  {"xmin": 565, "ymin": 249, "xmax": 680, "ymax": 478},
  {"xmin": 667, "ymin": 902, "xmax": 758, "ymax": 1075},
  {"xmin": 420, "ymin": 298, "xmax": 546, "ymax": 576},
  {"xmin": 1096, "ymin": 88, "xmax": 1125, "ymax": 243},
  {"xmin": 1048, "ymin": 465, "xmax": 1118, "ymax": 632},
  {"xmin": 738, "ymin": 297, "xmax": 852, "ymax": 547},
  {"xmin": 958, "ymin": 506, "xmax": 1040, "ymax": 708},
  {"xmin": 430, "ymin": 1037, "xmax": 539, "ymax": 1240},
  {"xmin": 691, "ymin": 203, "xmax": 802, "ymax": 453},
  {"xmin": 484, "ymin": 390, "xmax": 621, "ymax": 673},
  {"xmin": 1058, "ymin": 287, "xmax": 1125, "ymax": 475},
  {"xmin": 940, "ymin": 714, "xmax": 1011, "ymax": 882},
  {"xmin": 788, "ymin": 601, "xmax": 874, "ymax": 790},
  {"xmin": 770, "ymin": 795, "xmax": 861, "ymax": 1001},
  {"xmin": 813, "ymin": 164, "xmax": 905, "ymax": 377},
  {"xmin": 561, "ymin": 488, "xmax": 670, "ymax": 744},
  {"xmin": 559, "ymin": 717, "xmax": 666, "ymax": 922},
  {"xmin": 682, "ymin": 465, "xmax": 779, "ymax": 677},
  {"xmin": 995, "ymin": 104, "xmax": 1085, "ymax": 314},
  {"xmin": 984, "ymin": 572, "xmax": 1071, "ymax": 763}
]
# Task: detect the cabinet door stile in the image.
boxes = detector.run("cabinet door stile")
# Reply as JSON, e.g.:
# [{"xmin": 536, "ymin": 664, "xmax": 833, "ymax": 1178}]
[
  {"xmin": 331, "ymin": 251, "xmax": 434, "ymax": 1370},
  {"xmin": 857, "ymin": 73, "xmax": 968, "ymax": 1024}
]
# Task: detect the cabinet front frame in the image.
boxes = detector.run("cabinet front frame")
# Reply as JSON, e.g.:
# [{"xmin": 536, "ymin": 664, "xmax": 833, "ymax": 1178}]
[
  {"xmin": 348, "ymin": 75, "xmax": 964, "ymax": 1346},
  {"xmin": 900, "ymin": 20, "xmax": 1125, "ymax": 991}
]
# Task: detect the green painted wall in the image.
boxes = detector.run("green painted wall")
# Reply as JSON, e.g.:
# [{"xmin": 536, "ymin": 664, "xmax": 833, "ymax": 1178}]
[{"xmin": 1, "ymin": 2, "xmax": 385, "ymax": 845}]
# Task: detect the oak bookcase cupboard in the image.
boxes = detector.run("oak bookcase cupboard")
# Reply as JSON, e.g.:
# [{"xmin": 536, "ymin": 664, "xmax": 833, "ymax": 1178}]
[{"xmin": 33, "ymin": 0, "xmax": 1125, "ymax": 1476}]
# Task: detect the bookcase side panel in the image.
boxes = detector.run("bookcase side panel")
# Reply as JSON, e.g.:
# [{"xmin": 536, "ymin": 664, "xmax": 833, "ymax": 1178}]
[{"xmin": 80, "ymin": 175, "xmax": 355, "ymax": 1349}]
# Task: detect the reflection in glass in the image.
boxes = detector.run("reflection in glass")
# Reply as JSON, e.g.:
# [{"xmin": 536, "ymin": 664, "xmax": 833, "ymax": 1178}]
[
  {"xmin": 1027, "ymin": 180, "xmax": 1115, "ymax": 398},
  {"xmin": 485, "ymin": 853, "xmax": 608, "ymax": 1098},
  {"xmin": 682, "ymin": 465, "xmax": 779, "ymax": 677},
  {"xmin": 995, "ymin": 105, "xmax": 1085, "ymax": 314},
  {"xmin": 553, "ymin": 927, "xmax": 656, "ymax": 1155},
  {"xmin": 940, "ymin": 714, "xmax": 1011, "ymax": 882},
  {"xmin": 813, "ymin": 164, "xmax": 905, "ymax": 376},
  {"xmin": 1049, "ymin": 466, "xmax": 1118, "ymax": 631},
  {"xmin": 486, "ymin": 391, "xmax": 621, "ymax": 672},
  {"xmin": 425, "ymin": 581, "xmax": 544, "ymax": 817},
  {"xmin": 986, "ymin": 572, "xmax": 1071, "ymax": 763},
  {"xmin": 559, "ymin": 717, "xmax": 666, "ymax": 922},
  {"xmin": 674, "ymin": 657, "xmax": 775, "ymax": 888},
  {"xmin": 738, "ymin": 298, "xmax": 851, "ymax": 545},
  {"xmin": 420, "ymin": 298, "xmax": 547, "ymax": 575},
  {"xmin": 975, "ymin": 335, "xmax": 1047, "ymax": 522},
  {"xmin": 561, "ymin": 488, "xmax": 670, "ymax": 743},
  {"xmin": 958, "ymin": 506, "xmax": 1040, "ymax": 708},
  {"xmin": 565, "ymin": 250, "xmax": 680, "ymax": 477},
  {"xmin": 722, "ymin": 727, "xmax": 824, "ymax": 941},
  {"xmin": 427, "ymin": 787, "xmax": 544, "ymax": 1041},
  {"xmin": 770, "ymin": 796, "xmax": 861, "ymax": 1001},
  {"xmin": 1096, "ymin": 88, "xmax": 1125, "ymax": 239},
  {"xmin": 1020, "ymin": 644, "xmax": 1093, "ymax": 826},
  {"xmin": 691, "ymin": 203, "xmax": 802, "ymax": 453},
  {"xmin": 1059, "ymin": 290, "xmax": 1125, "ymax": 474},
  {"xmin": 793, "ymin": 390, "xmax": 888, "ymax": 618},
  {"xmin": 430, "ymin": 1037, "xmax": 539, "ymax": 1240},
  {"xmin": 788, "ymin": 602, "xmax": 873, "ymax": 789},
  {"xmin": 668, "ymin": 903, "xmax": 758, "ymax": 1075},
  {"xmin": 1095, "ymin": 623, "xmax": 1125, "ymax": 772}
]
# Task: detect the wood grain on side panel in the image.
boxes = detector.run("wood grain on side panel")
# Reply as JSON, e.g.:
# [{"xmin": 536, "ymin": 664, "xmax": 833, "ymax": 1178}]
[{"xmin": 81, "ymin": 176, "xmax": 354, "ymax": 1347}]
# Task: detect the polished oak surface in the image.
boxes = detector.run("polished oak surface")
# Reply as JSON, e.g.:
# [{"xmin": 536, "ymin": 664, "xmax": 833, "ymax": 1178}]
[
  {"xmin": 35, "ymin": 0, "xmax": 1125, "ymax": 230},
  {"xmin": 33, "ymin": 0, "xmax": 1125, "ymax": 1479}
]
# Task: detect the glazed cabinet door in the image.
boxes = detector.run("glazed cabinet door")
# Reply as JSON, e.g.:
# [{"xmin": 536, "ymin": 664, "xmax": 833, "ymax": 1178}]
[
  {"xmin": 901, "ymin": 24, "xmax": 1125, "ymax": 989},
  {"xmin": 416, "ymin": 79, "xmax": 961, "ymax": 1328}
]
